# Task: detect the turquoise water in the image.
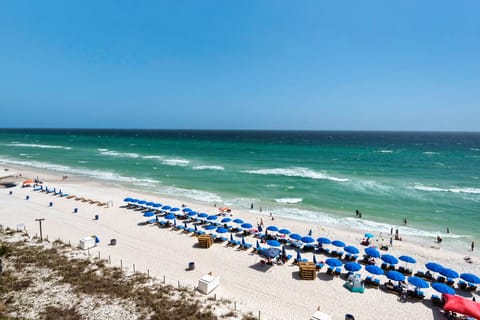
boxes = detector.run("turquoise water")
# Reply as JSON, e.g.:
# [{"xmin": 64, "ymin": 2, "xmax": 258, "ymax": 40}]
[{"xmin": 1, "ymin": 129, "xmax": 479, "ymax": 246}]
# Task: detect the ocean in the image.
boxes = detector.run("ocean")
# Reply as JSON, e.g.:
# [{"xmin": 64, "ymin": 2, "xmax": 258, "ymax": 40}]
[{"xmin": 1, "ymin": 129, "xmax": 479, "ymax": 249}]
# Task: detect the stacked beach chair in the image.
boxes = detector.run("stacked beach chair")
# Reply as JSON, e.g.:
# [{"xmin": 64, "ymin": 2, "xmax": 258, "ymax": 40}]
[
  {"xmin": 299, "ymin": 262, "xmax": 317, "ymax": 280},
  {"xmin": 198, "ymin": 235, "xmax": 213, "ymax": 248}
]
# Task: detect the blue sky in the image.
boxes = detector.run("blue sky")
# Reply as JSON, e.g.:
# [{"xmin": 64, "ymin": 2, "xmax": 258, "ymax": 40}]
[{"xmin": 1, "ymin": 1, "xmax": 479, "ymax": 131}]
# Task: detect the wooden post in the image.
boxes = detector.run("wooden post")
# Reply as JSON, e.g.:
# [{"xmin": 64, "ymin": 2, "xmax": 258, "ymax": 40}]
[
  {"xmin": 234, "ymin": 302, "xmax": 236, "ymax": 311},
  {"xmin": 120, "ymin": 259, "xmax": 123, "ymax": 269},
  {"xmin": 133, "ymin": 264, "xmax": 136, "ymax": 273},
  {"xmin": 163, "ymin": 275, "xmax": 166, "ymax": 284},
  {"xmin": 98, "ymin": 252, "xmax": 101, "ymax": 259},
  {"xmin": 147, "ymin": 269, "xmax": 149, "ymax": 278},
  {"xmin": 258, "ymin": 310, "xmax": 261, "ymax": 320},
  {"xmin": 108, "ymin": 256, "xmax": 111, "ymax": 264}
]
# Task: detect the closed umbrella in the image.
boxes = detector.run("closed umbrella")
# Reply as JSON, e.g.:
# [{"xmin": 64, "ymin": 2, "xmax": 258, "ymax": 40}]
[
  {"xmin": 344, "ymin": 262, "xmax": 361, "ymax": 272},
  {"xmin": 313, "ymin": 254, "xmax": 318, "ymax": 264},
  {"xmin": 432, "ymin": 282, "xmax": 455, "ymax": 295}
]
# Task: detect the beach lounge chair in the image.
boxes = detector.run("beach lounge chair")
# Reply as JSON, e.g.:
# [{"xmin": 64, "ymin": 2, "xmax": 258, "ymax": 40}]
[
  {"xmin": 326, "ymin": 266, "xmax": 335, "ymax": 275},
  {"xmin": 408, "ymin": 288, "xmax": 425, "ymax": 300},
  {"xmin": 436, "ymin": 276, "xmax": 446, "ymax": 284},
  {"xmin": 364, "ymin": 276, "xmax": 380, "ymax": 288},
  {"xmin": 431, "ymin": 294, "xmax": 443, "ymax": 306},
  {"xmin": 315, "ymin": 262, "xmax": 324, "ymax": 270},
  {"xmin": 240, "ymin": 242, "xmax": 253, "ymax": 250},
  {"xmin": 333, "ymin": 267, "xmax": 342, "ymax": 277},
  {"xmin": 383, "ymin": 282, "xmax": 403, "ymax": 295}
]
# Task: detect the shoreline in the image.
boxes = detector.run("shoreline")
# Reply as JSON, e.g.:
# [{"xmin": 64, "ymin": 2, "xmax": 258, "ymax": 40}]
[{"xmin": 1, "ymin": 163, "xmax": 479, "ymax": 319}]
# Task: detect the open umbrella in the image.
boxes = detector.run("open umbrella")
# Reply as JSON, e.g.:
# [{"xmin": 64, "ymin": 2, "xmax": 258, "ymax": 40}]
[
  {"xmin": 266, "ymin": 225, "xmax": 279, "ymax": 232},
  {"xmin": 326, "ymin": 258, "xmax": 342, "ymax": 267},
  {"xmin": 170, "ymin": 207, "xmax": 180, "ymax": 212},
  {"xmin": 233, "ymin": 218, "xmax": 244, "ymax": 224},
  {"xmin": 207, "ymin": 215, "xmax": 218, "ymax": 221},
  {"xmin": 241, "ymin": 223, "xmax": 253, "ymax": 229},
  {"xmin": 124, "ymin": 197, "xmax": 133, "ymax": 202},
  {"xmin": 364, "ymin": 233, "xmax": 374, "ymax": 239},
  {"xmin": 146, "ymin": 202, "xmax": 155, "ymax": 207},
  {"xmin": 216, "ymin": 227, "xmax": 228, "ymax": 234},
  {"xmin": 344, "ymin": 246, "xmax": 360, "ymax": 254},
  {"xmin": 432, "ymin": 282, "xmax": 455, "ymax": 295},
  {"xmin": 182, "ymin": 207, "xmax": 192, "ymax": 212},
  {"xmin": 221, "ymin": 217, "xmax": 232, "ymax": 223},
  {"xmin": 143, "ymin": 211, "xmax": 155, "ymax": 217},
  {"xmin": 289, "ymin": 233, "xmax": 302, "ymax": 241},
  {"xmin": 164, "ymin": 213, "xmax": 176, "ymax": 220},
  {"xmin": 386, "ymin": 270, "xmax": 405, "ymax": 282},
  {"xmin": 152, "ymin": 203, "xmax": 162, "ymax": 208},
  {"xmin": 267, "ymin": 239, "xmax": 281, "ymax": 247},
  {"xmin": 204, "ymin": 225, "xmax": 216, "ymax": 231},
  {"xmin": 198, "ymin": 213, "xmax": 209, "ymax": 219},
  {"xmin": 399, "ymin": 255, "xmax": 417, "ymax": 264},
  {"xmin": 278, "ymin": 228, "xmax": 291, "ymax": 235},
  {"xmin": 365, "ymin": 265, "xmax": 384, "ymax": 275},
  {"xmin": 440, "ymin": 268, "xmax": 459, "ymax": 279},
  {"xmin": 460, "ymin": 273, "xmax": 480, "ymax": 284},
  {"xmin": 332, "ymin": 240, "xmax": 346, "ymax": 248},
  {"xmin": 381, "ymin": 254, "xmax": 399, "ymax": 265},
  {"xmin": 408, "ymin": 276, "xmax": 429, "ymax": 289},
  {"xmin": 317, "ymin": 237, "xmax": 331, "ymax": 245},
  {"xmin": 301, "ymin": 236, "xmax": 315, "ymax": 244},
  {"xmin": 187, "ymin": 211, "xmax": 197, "ymax": 217},
  {"xmin": 365, "ymin": 247, "xmax": 380, "ymax": 258},
  {"xmin": 161, "ymin": 205, "xmax": 172, "ymax": 210},
  {"xmin": 344, "ymin": 262, "xmax": 361, "ymax": 272},
  {"xmin": 426, "ymin": 262, "xmax": 444, "ymax": 273}
]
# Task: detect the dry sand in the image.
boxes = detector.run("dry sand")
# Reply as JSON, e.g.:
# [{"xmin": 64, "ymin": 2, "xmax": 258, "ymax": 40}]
[{"xmin": 1, "ymin": 164, "xmax": 478, "ymax": 320}]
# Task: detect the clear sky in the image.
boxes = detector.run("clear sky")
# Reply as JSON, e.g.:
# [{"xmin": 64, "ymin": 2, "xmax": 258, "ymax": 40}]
[{"xmin": 1, "ymin": 1, "xmax": 479, "ymax": 131}]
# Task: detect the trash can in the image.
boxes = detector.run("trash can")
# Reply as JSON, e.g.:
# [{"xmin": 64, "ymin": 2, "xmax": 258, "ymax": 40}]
[
  {"xmin": 110, "ymin": 239, "xmax": 117, "ymax": 246},
  {"xmin": 188, "ymin": 262, "xmax": 195, "ymax": 270},
  {"xmin": 49, "ymin": 202, "xmax": 53, "ymax": 207},
  {"xmin": 345, "ymin": 314, "xmax": 355, "ymax": 320},
  {"xmin": 9, "ymin": 191, "xmax": 12, "ymax": 195},
  {"xmin": 74, "ymin": 208, "xmax": 78, "ymax": 213},
  {"xmin": 26, "ymin": 195, "xmax": 29, "ymax": 200},
  {"xmin": 94, "ymin": 214, "xmax": 99, "ymax": 220}
]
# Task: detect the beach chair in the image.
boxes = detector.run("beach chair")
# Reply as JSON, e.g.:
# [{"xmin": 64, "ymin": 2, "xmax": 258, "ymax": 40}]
[
  {"xmin": 240, "ymin": 242, "xmax": 253, "ymax": 250},
  {"xmin": 326, "ymin": 266, "xmax": 335, "ymax": 275},
  {"xmin": 315, "ymin": 262, "xmax": 324, "ymax": 271},
  {"xmin": 446, "ymin": 278, "xmax": 455, "ymax": 287},
  {"xmin": 333, "ymin": 267, "xmax": 341, "ymax": 277},
  {"xmin": 436, "ymin": 276, "xmax": 446, "ymax": 284},
  {"xmin": 408, "ymin": 288, "xmax": 425, "ymax": 300},
  {"xmin": 466, "ymin": 283, "xmax": 478, "ymax": 292},
  {"xmin": 431, "ymin": 294, "xmax": 443, "ymax": 306}
]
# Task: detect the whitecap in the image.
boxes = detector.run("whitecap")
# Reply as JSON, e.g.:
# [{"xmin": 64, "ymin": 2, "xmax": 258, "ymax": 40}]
[
  {"xmin": 192, "ymin": 165, "xmax": 225, "ymax": 171},
  {"xmin": 142, "ymin": 155, "xmax": 165, "ymax": 160},
  {"xmin": 243, "ymin": 167, "xmax": 349, "ymax": 182},
  {"xmin": 423, "ymin": 151, "xmax": 440, "ymax": 155},
  {"xmin": 375, "ymin": 150, "xmax": 394, "ymax": 153},
  {"xmin": 161, "ymin": 159, "xmax": 190, "ymax": 166},
  {"xmin": 162, "ymin": 186, "xmax": 222, "ymax": 203},
  {"xmin": 8, "ymin": 143, "xmax": 72, "ymax": 150},
  {"xmin": 98, "ymin": 150, "xmax": 140, "ymax": 158},
  {"xmin": 275, "ymin": 198, "xmax": 303, "ymax": 204},
  {"xmin": 414, "ymin": 184, "xmax": 480, "ymax": 195}
]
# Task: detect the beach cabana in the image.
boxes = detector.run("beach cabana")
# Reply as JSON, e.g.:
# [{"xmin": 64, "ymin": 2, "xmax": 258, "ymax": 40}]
[{"xmin": 443, "ymin": 294, "xmax": 480, "ymax": 319}]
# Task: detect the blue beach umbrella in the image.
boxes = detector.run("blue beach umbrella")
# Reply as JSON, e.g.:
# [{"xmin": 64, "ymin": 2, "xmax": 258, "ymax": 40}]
[
  {"xmin": 164, "ymin": 213, "xmax": 176, "ymax": 220},
  {"xmin": 301, "ymin": 236, "xmax": 315, "ymax": 244},
  {"xmin": 233, "ymin": 218, "xmax": 244, "ymax": 224},
  {"xmin": 381, "ymin": 254, "xmax": 399, "ymax": 265},
  {"xmin": 161, "ymin": 205, "xmax": 172, "ymax": 210},
  {"xmin": 296, "ymin": 250, "xmax": 303, "ymax": 261},
  {"xmin": 332, "ymin": 240, "xmax": 346, "ymax": 248},
  {"xmin": 365, "ymin": 265, "xmax": 384, "ymax": 275},
  {"xmin": 460, "ymin": 273, "xmax": 480, "ymax": 284},
  {"xmin": 325, "ymin": 258, "xmax": 343, "ymax": 267},
  {"xmin": 440, "ymin": 268, "xmax": 459, "ymax": 279},
  {"xmin": 386, "ymin": 270, "xmax": 405, "ymax": 282},
  {"xmin": 145, "ymin": 202, "xmax": 155, "ymax": 207},
  {"xmin": 204, "ymin": 225, "xmax": 216, "ymax": 231},
  {"xmin": 94, "ymin": 235, "xmax": 100, "ymax": 244},
  {"xmin": 344, "ymin": 262, "xmax": 361, "ymax": 272},
  {"xmin": 278, "ymin": 228, "xmax": 291, "ymax": 235},
  {"xmin": 198, "ymin": 213, "xmax": 209, "ymax": 218},
  {"xmin": 230, "ymin": 233, "xmax": 234, "ymax": 242},
  {"xmin": 365, "ymin": 247, "xmax": 380, "ymax": 258},
  {"xmin": 241, "ymin": 236, "xmax": 246, "ymax": 245},
  {"xmin": 129, "ymin": 199, "xmax": 139, "ymax": 203},
  {"xmin": 432, "ymin": 282, "xmax": 455, "ymax": 295},
  {"xmin": 408, "ymin": 276, "xmax": 429, "ymax": 289},
  {"xmin": 241, "ymin": 223, "xmax": 253, "ymax": 229},
  {"xmin": 152, "ymin": 203, "xmax": 162, "ymax": 208},
  {"xmin": 267, "ymin": 239, "xmax": 281, "ymax": 247},
  {"xmin": 425, "ymin": 262, "xmax": 444, "ymax": 273},
  {"xmin": 256, "ymin": 240, "xmax": 260, "ymax": 249},
  {"xmin": 170, "ymin": 207, "xmax": 180, "ymax": 212},
  {"xmin": 221, "ymin": 217, "xmax": 232, "ymax": 223},
  {"xmin": 344, "ymin": 246, "xmax": 360, "ymax": 254},
  {"xmin": 364, "ymin": 233, "xmax": 374, "ymax": 239},
  {"xmin": 289, "ymin": 233, "xmax": 302, "ymax": 241},
  {"xmin": 187, "ymin": 211, "xmax": 197, "ymax": 217},
  {"xmin": 399, "ymin": 255, "xmax": 417, "ymax": 264},
  {"xmin": 207, "ymin": 215, "xmax": 218, "ymax": 221},
  {"xmin": 124, "ymin": 197, "xmax": 133, "ymax": 202},
  {"xmin": 182, "ymin": 207, "xmax": 192, "ymax": 212},
  {"xmin": 266, "ymin": 225, "xmax": 279, "ymax": 232},
  {"xmin": 143, "ymin": 211, "xmax": 155, "ymax": 217},
  {"xmin": 137, "ymin": 200, "xmax": 147, "ymax": 205},
  {"xmin": 216, "ymin": 227, "xmax": 228, "ymax": 234},
  {"xmin": 317, "ymin": 237, "xmax": 331, "ymax": 245}
]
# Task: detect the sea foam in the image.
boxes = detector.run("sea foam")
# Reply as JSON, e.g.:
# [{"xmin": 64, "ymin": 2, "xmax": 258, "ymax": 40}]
[
  {"xmin": 275, "ymin": 198, "xmax": 303, "ymax": 204},
  {"xmin": 243, "ymin": 167, "xmax": 349, "ymax": 182},
  {"xmin": 192, "ymin": 165, "xmax": 225, "ymax": 171},
  {"xmin": 8, "ymin": 143, "xmax": 72, "ymax": 150},
  {"xmin": 414, "ymin": 184, "xmax": 480, "ymax": 195}
]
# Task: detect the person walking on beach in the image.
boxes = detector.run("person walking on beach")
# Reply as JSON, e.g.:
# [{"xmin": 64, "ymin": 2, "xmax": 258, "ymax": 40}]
[
  {"xmin": 390, "ymin": 227, "xmax": 393, "ymax": 235},
  {"xmin": 472, "ymin": 241, "xmax": 475, "ymax": 251}
]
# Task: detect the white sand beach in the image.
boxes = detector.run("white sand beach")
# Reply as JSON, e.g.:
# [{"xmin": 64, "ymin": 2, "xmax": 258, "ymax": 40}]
[{"xmin": 1, "ymin": 164, "xmax": 479, "ymax": 320}]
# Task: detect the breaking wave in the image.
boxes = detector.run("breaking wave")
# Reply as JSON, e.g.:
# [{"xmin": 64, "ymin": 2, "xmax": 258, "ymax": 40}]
[
  {"xmin": 8, "ymin": 143, "xmax": 71, "ymax": 150},
  {"xmin": 243, "ymin": 167, "xmax": 349, "ymax": 182}
]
